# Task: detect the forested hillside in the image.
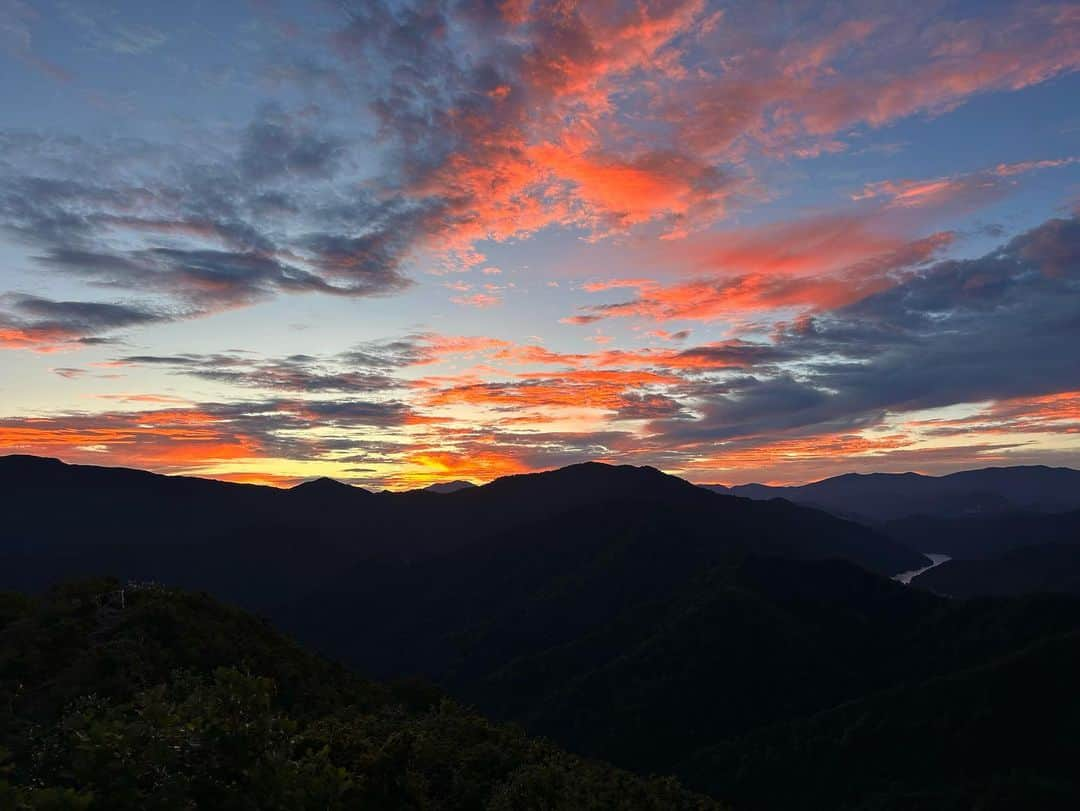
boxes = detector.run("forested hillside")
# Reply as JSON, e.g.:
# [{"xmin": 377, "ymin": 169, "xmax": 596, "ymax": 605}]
[
  {"xmin": 289, "ymin": 551, "xmax": 1080, "ymax": 781},
  {"xmin": 0, "ymin": 580, "xmax": 719, "ymax": 810}
]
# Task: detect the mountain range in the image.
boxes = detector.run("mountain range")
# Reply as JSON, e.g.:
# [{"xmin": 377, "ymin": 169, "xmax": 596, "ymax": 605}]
[
  {"xmin": 2, "ymin": 453, "xmax": 1079, "ymax": 807},
  {"xmin": 0, "ymin": 455, "xmax": 924, "ymax": 602},
  {"xmin": 702, "ymin": 464, "xmax": 1080, "ymax": 599},
  {"xmin": 701, "ymin": 465, "xmax": 1080, "ymax": 521}
]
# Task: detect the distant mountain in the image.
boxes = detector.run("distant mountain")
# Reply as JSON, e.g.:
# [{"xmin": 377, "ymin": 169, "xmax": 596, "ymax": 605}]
[
  {"xmin": 0, "ymin": 454, "xmax": 365, "ymax": 606},
  {"xmin": 701, "ymin": 465, "xmax": 1080, "ymax": 521},
  {"xmin": 421, "ymin": 479, "xmax": 477, "ymax": 493},
  {"xmin": 0, "ymin": 454, "xmax": 927, "ymax": 655},
  {"xmin": 288, "ymin": 476, "xmax": 373, "ymax": 509},
  {"xmin": 884, "ymin": 508, "xmax": 1080, "ymax": 560},
  {"xmin": 291, "ymin": 475, "xmax": 367, "ymax": 495},
  {"xmin": 0, "ymin": 456, "xmax": 923, "ymax": 595},
  {"xmin": 402, "ymin": 462, "xmax": 923, "ymax": 573}
]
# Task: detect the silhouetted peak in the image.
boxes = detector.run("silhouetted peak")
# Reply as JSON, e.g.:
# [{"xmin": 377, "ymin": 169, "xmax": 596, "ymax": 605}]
[
  {"xmin": 477, "ymin": 461, "xmax": 699, "ymax": 502},
  {"xmin": 290, "ymin": 476, "xmax": 367, "ymax": 496},
  {"xmin": 0, "ymin": 453, "xmax": 64, "ymax": 467},
  {"xmin": 0, "ymin": 453, "xmax": 173, "ymax": 487},
  {"xmin": 423, "ymin": 480, "xmax": 477, "ymax": 494},
  {"xmin": 562, "ymin": 461, "xmax": 673, "ymax": 480},
  {"xmin": 810, "ymin": 471, "xmax": 922, "ymax": 484}
]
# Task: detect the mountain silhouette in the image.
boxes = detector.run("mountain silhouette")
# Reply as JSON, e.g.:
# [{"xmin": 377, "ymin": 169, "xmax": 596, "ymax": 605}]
[
  {"xmin": 421, "ymin": 479, "xmax": 477, "ymax": 493},
  {"xmin": 702, "ymin": 465, "xmax": 1080, "ymax": 521},
  {"xmin": 0, "ymin": 455, "xmax": 924, "ymax": 600},
  {"xmin": 291, "ymin": 475, "xmax": 367, "ymax": 494},
  {"xmin": 885, "ymin": 507, "xmax": 1080, "ymax": 560},
  {"xmin": 288, "ymin": 475, "xmax": 373, "ymax": 506}
]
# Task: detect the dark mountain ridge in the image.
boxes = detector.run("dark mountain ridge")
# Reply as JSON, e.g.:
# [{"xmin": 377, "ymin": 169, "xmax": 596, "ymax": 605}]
[
  {"xmin": 422, "ymin": 479, "xmax": 477, "ymax": 493},
  {"xmin": 702, "ymin": 464, "xmax": 1080, "ymax": 521},
  {"xmin": 886, "ymin": 507, "xmax": 1080, "ymax": 560},
  {"xmin": 291, "ymin": 475, "xmax": 370, "ymax": 495},
  {"xmin": 0, "ymin": 455, "xmax": 924, "ymax": 599}
]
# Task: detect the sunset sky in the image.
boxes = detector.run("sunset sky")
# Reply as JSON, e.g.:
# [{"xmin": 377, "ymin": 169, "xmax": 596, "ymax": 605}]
[{"xmin": 1, "ymin": 0, "xmax": 1078, "ymax": 488}]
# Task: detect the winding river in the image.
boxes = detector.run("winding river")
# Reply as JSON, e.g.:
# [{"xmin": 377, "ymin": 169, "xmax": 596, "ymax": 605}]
[{"xmin": 893, "ymin": 553, "xmax": 952, "ymax": 585}]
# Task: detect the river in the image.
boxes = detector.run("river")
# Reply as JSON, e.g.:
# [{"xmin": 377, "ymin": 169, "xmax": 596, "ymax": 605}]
[{"xmin": 893, "ymin": 553, "xmax": 952, "ymax": 585}]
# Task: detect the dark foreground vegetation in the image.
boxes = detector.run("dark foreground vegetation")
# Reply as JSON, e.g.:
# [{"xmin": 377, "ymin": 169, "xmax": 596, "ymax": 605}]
[
  {"xmin": 5, "ymin": 576, "xmax": 1079, "ymax": 810},
  {"xmin": 0, "ymin": 580, "xmax": 718, "ymax": 810}
]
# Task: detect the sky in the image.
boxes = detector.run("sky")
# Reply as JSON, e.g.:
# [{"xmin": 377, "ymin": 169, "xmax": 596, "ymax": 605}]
[{"xmin": 0, "ymin": 0, "xmax": 1078, "ymax": 488}]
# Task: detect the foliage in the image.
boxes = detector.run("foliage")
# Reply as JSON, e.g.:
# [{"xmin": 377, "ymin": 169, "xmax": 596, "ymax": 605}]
[{"xmin": 0, "ymin": 580, "xmax": 720, "ymax": 810}]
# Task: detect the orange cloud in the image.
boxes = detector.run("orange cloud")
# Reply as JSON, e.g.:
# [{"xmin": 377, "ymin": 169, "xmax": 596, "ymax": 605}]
[
  {"xmin": 396, "ymin": 0, "xmax": 727, "ymax": 257},
  {"xmin": 853, "ymin": 157, "xmax": 1077, "ymax": 208},
  {"xmin": 993, "ymin": 157, "xmax": 1078, "ymax": 177},
  {"xmin": 210, "ymin": 470, "xmax": 303, "ymax": 487},
  {"xmin": 690, "ymin": 214, "xmax": 922, "ymax": 277},
  {"xmin": 411, "ymin": 333, "xmax": 784, "ymax": 376},
  {"xmin": 852, "ymin": 178, "xmax": 964, "ymax": 208},
  {"xmin": 409, "ymin": 334, "xmax": 514, "ymax": 365},
  {"xmin": 451, "ymin": 292, "xmax": 502, "ymax": 308},
  {"xmin": 672, "ymin": 4, "xmax": 1080, "ymax": 160},
  {"xmin": 527, "ymin": 141, "xmax": 737, "ymax": 235},
  {"xmin": 685, "ymin": 430, "xmax": 915, "ymax": 472},
  {"xmin": 913, "ymin": 390, "xmax": 1080, "ymax": 437},
  {"xmin": 0, "ymin": 408, "xmax": 262, "ymax": 471},
  {"xmin": 0, "ymin": 326, "xmax": 81, "ymax": 353},
  {"xmin": 572, "ymin": 230, "xmax": 954, "ymax": 323},
  {"xmin": 397, "ymin": 449, "xmax": 532, "ymax": 488},
  {"xmin": 424, "ymin": 378, "xmax": 631, "ymax": 412}
]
